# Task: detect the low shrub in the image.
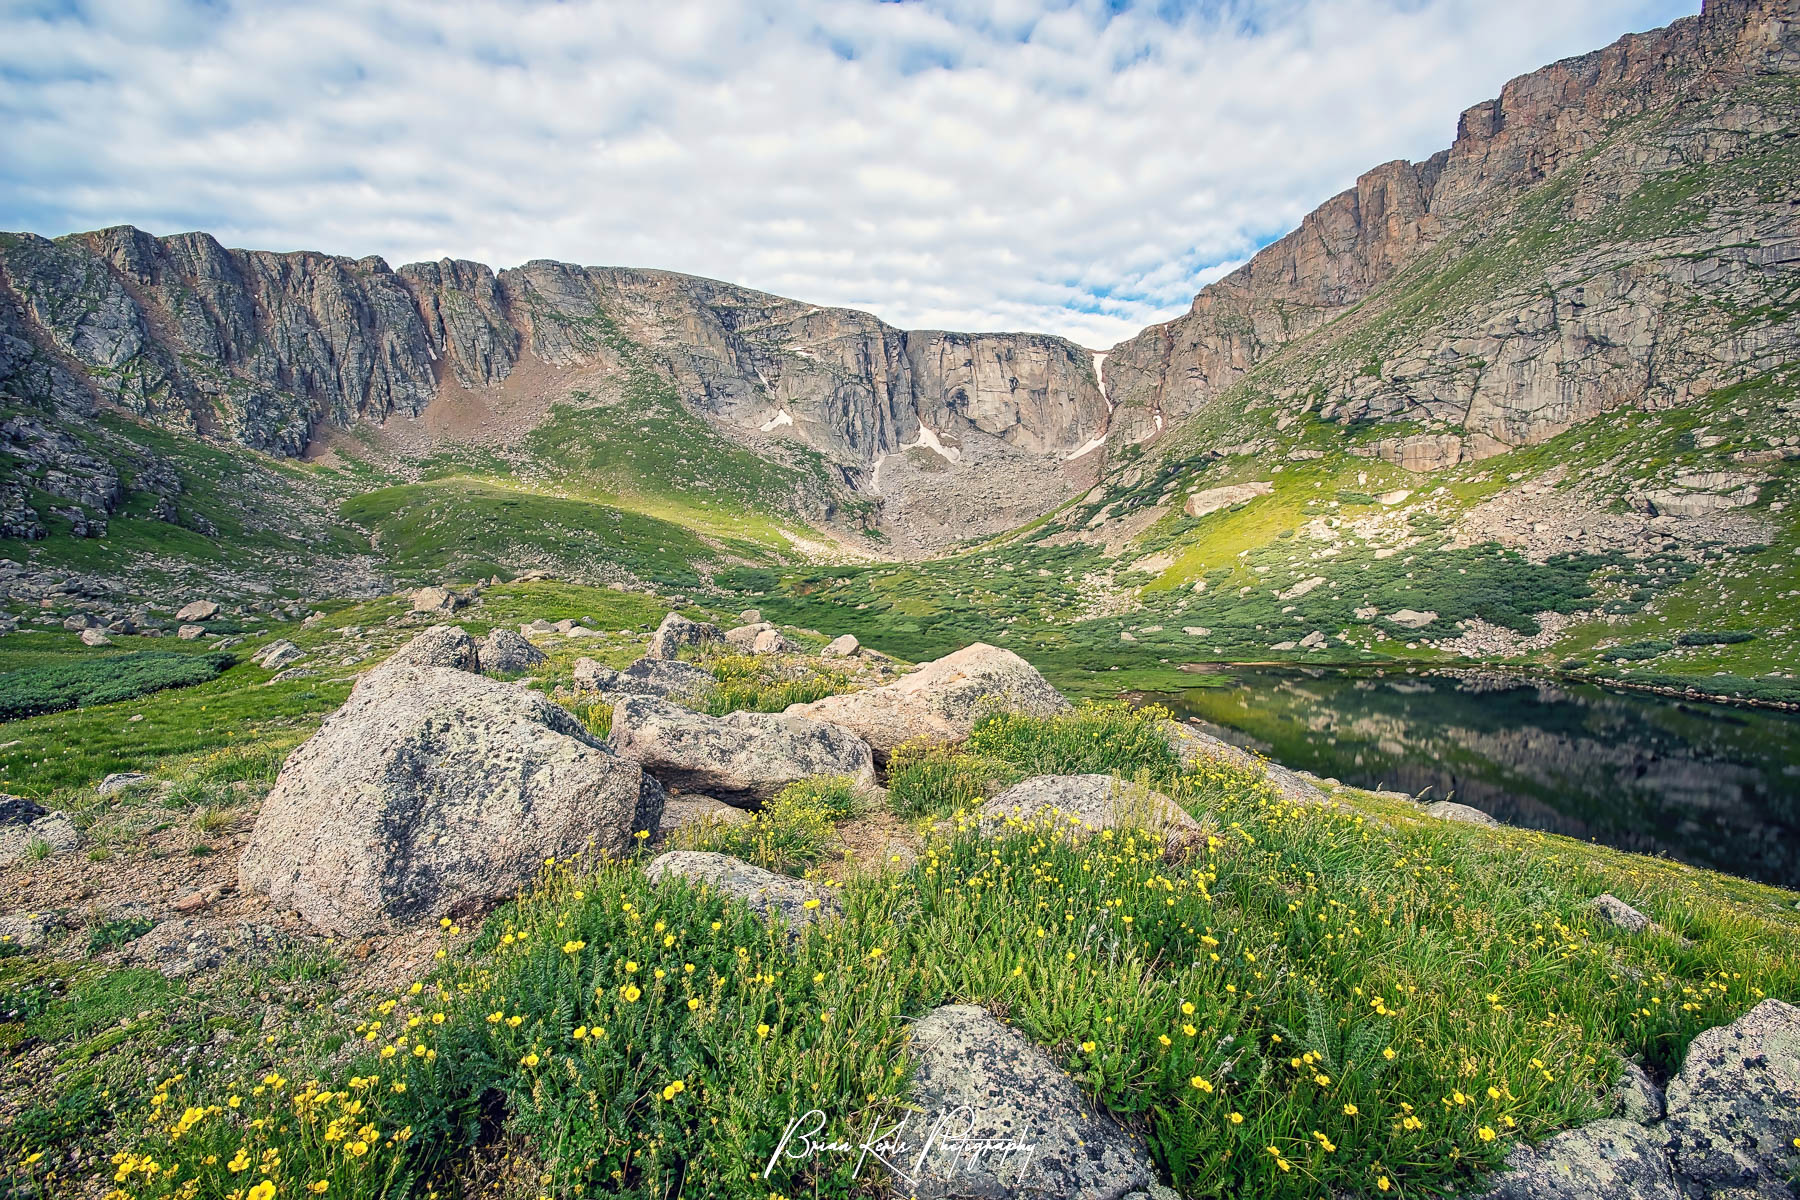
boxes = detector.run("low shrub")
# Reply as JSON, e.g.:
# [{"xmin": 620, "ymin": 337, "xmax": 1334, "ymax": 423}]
[
  {"xmin": 677, "ymin": 776, "xmax": 861, "ymax": 872},
  {"xmin": 0, "ymin": 651, "xmax": 235, "ymax": 720},
  {"xmin": 1675, "ymin": 630, "xmax": 1756, "ymax": 646},
  {"xmin": 1598, "ymin": 640, "xmax": 1674, "ymax": 662}
]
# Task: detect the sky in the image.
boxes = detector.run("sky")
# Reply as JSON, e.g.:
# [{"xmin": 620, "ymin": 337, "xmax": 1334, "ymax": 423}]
[{"xmin": 0, "ymin": 0, "xmax": 1697, "ymax": 348}]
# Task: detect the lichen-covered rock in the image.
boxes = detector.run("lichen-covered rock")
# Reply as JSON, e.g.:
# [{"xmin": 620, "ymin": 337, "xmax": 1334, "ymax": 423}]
[
  {"xmin": 1161, "ymin": 720, "xmax": 1330, "ymax": 807},
  {"xmin": 645, "ymin": 851, "xmax": 839, "ymax": 937},
  {"xmin": 609, "ymin": 696, "xmax": 876, "ymax": 806},
  {"xmin": 1475, "ymin": 1118, "xmax": 1680, "ymax": 1200},
  {"xmin": 478, "ymin": 628, "xmax": 548, "ymax": 675},
  {"xmin": 240, "ymin": 664, "xmax": 649, "ymax": 935},
  {"xmin": 1612, "ymin": 1061, "xmax": 1665, "ymax": 1126},
  {"xmin": 898, "ymin": 1004, "xmax": 1156, "ymax": 1200},
  {"xmin": 573, "ymin": 656, "xmax": 714, "ymax": 703},
  {"xmin": 978, "ymin": 774, "xmax": 1201, "ymax": 845},
  {"xmin": 786, "ymin": 642, "xmax": 1069, "ymax": 762},
  {"xmin": 1661, "ymin": 998, "xmax": 1800, "ymax": 1198},
  {"xmin": 381, "ymin": 624, "xmax": 480, "ymax": 674},
  {"xmin": 0, "ymin": 795, "xmax": 78, "ymax": 865},
  {"xmin": 1427, "ymin": 801, "xmax": 1500, "ymax": 827},
  {"xmin": 1590, "ymin": 894, "xmax": 1653, "ymax": 934},
  {"xmin": 645, "ymin": 612, "xmax": 722, "ymax": 660}
]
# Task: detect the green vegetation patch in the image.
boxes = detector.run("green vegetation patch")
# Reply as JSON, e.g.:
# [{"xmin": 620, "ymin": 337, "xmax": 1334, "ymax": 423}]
[{"xmin": 0, "ymin": 650, "xmax": 235, "ymax": 720}]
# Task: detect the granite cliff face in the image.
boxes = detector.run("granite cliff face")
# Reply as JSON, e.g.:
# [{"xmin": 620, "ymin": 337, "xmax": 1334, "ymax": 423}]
[
  {"xmin": 1100, "ymin": 0, "xmax": 1800, "ymax": 467},
  {"xmin": 0, "ymin": 227, "xmax": 1107, "ymax": 551}
]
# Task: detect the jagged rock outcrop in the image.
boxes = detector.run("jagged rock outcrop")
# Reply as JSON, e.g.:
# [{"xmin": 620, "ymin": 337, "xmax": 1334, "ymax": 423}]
[
  {"xmin": 1101, "ymin": 0, "xmax": 1800, "ymax": 463},
  {"xmin": 1, "ymin": 224, "xmax": 1110, "ymax": 551}
]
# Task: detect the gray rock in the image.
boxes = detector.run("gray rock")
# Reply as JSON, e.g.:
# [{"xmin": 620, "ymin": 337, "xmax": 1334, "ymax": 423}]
[
  {"xmin": 1613, "ymin": 1060, "xmax": 1666, "ymax": 1126},
  {"xmin": 751, "ymin": 627, "xmax": 795, "ymax": 655},
  {"xmin": 251, "ymin": 639, "xmax": 305, "ymax": 670},
  {"xmin": 95, "ymin": 771, "xmax": 151, "ymax": 796},
  {"xmin": 175, "ymin": 600, "xmax": 219, "ymax": 622},
  {"xmin": 381, "ymin": 624, "xmax": 480, "ymax": 674},
  {"xmin": 478, "ymin": 628, "xmax": 548, "ymax": 674},
  {"xmin": 1662, "ymin": 998, "xmax": 1800, "ymax": 1199},
  {"xmin": 1476, "ymin": 1118, "xmax": 1680, "ymax": 1200},
  {"xmin": 122, "ymin": 918, "xmax": 293, "ymax": 978},
  {"xmin": 62, "ymin": 612, "xmax": 100, "ymax": 631},
  {"xmin": 574, "ymin": 656, "xmax": 714, "ymax": 702},
  {"xmin": 1161, "ymin": 721, "xmax": 1330, "ymax": 807},
  {"xmin": 0, "ymin": 911, "xmax": 55, "ymax": 951},
  {"xmin": 177, "ymin": 624, "xmax": 206, "ymax": 640},
  {"xmin": 409, "ymin": 586, "xmax": 461, "ymax": 615},
  {"xmin": 898, "ymin": 1004, "xmax": 1156, "ymax": 1200},
  {"xmin": 0, "ymin": 795, "xmax": 78, "ymax": 865},
  {"xmin": 738, "ymin": 609, "xmax": 762, "ymax": 624},
  {"xmin": 821, "ymin": 634, "xmax": 860, "ymax": 657},
  {"xmin": 658, "ymin": 795, "xmax": 753, "ymax": 838},
  {"xmin": 645, "ymin": 851, "xmax": 838, "ymax": 938},
  {"xmin": 610, "ymin": 695, "xmax": 876, "ymax": 806},
  {"xmin": 1427, "ymin": 801, "xmax": 1501, "ymax": 827},
  {"xmin": 1590, "ymin": 894, "xmax": 1653, "ymax": 934},
  {"xmin": 787, "ymin": 642, "xmax": 1070, "ymax": 763},
  {"xmin": 978, "ymin": 774, "xmax": 1201, "ymax": 845},
  {"xmin": 79, "ymin": 627, "xmax": 113, "ymax": 646},
  {"xmin": 725, "ymin": 621, "xmax": 775, "ymax": 648},
  {"xmin": 645, "ymin": 612, "xmax": 722, "ymax": 660},
  {"xmin": 240, "ymin": 663, "xmax": 650, "ymax": 935}
]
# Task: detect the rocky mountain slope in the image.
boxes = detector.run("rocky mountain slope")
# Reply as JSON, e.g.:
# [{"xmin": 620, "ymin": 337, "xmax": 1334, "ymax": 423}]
[{"xmin": 0, "ymin": 226, "xmax": 1107, "ymax": 559}]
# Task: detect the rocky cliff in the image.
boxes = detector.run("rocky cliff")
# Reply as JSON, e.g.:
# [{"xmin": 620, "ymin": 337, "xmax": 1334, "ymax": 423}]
[
  {"xmin": 0, "ymin": 227, "xmax": 1108, "ymax": 552},
  {"xmin": 1100, "ymin": 0, "xmax": 1800, "ymax": 467}
]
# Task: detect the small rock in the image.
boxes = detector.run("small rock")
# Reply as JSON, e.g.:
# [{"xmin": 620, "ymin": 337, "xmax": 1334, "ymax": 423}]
[
  {"xmin": 80, "ymin": 628, "xmax": 113, "ymax": 646},
  {"xmin": 1612, "ymin": 1060, "xmax": 1665, "ymax": 1126},
  {"xmin": 979, "ymin": 774, "xmax": 1202, "ymax": 846},
  {"xmin": 750, "ymin": 628, "xmax": 794, "ymax": 655},
  {"xmin": 1590, "ymin": 894, "xmax": 1653, "ymax": 934},
  {"xmin": 725, "ymin": 621, "xmax": 775, "ymax": 648},
  {"xmin": 574, "ymin": 656, "xmax": 714, "ymax": 702},
  {"xmin": 1387, "ymin": 609, "xmax": 1438, "ymax": 630},
  {"xmin": 0, "ymin": 911, "xmax": 55, "ymax": 951},
  {"xmin": 478, "ymin": 628, "xmax": 548, "ymax": 674},
  {"xmin": 381, "ymin": 625, "xmax": 480, "ymax": 674},
  {"xmin": 820, "ymin": 633, "xmax": 859, "ymax": 658},
  {"xmin": 95, "ymin": 772, "xmax": 150, "ymax": 797},
  {"xmin": 409, "ymin": 586, "xmax": 461, "ymax": 616},
  {"xmin": 1426, "ymin": 801, "xmax": 1499, "ymax": 826},
  {"xmin": 657, "ymin": 795, "xmax": 753, "ymax": 839},
  {"xmin": 645, "ymin": 612, "xmax": 723, "ymax": 660},
  {"xmin": 645, "ymin": 851, "xmax": 838, "ymax": 939},
  {"xmin": 177, "ymin": 624, "xmax": 207, "ymax": 641},
  {"xmin": 610, "ymin": 696, "xmax": 877, "ymax": 806},
  {"xmin": 0, "ymin": 795, "xmax": 79, "ymax": 866},
  {"xmin": 175, "ymin": 600, "xmax": 220, "ymax": 622},
  {"xmin": 738, "ymin": 609, "xmax": 762, "ymax": 623},
  {"xmin": 251, "ymin": 639, "xmax": 305, "ymax": 670}
]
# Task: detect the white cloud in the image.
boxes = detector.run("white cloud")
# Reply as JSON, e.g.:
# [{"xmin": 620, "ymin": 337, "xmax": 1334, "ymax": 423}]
[{"xmin": 0, "ymin": 0, "xmax": 1696, "ymax": 348}]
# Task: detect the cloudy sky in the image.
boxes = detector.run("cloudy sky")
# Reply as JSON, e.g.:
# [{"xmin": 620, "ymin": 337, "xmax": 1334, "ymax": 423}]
[{"xmin": 2, "ymin": 0, "xmax": 1694, "ymax": 347}]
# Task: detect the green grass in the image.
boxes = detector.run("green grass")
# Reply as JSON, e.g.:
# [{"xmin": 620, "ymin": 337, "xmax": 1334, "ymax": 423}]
[
  {"xmin": 0, "ymin": 650, "xmax": 235, "ymax": 720},
  {"xmin": 84, "ymin": 704, "xmax": 1799, "ymax": 1200},
  {"xmin": 672, "ymin": 775, "xmax": 864, "ymax": 872}
]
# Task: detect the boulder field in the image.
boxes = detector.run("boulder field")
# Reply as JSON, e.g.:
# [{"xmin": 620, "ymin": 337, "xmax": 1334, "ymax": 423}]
[{"xmin": 226, "ymin": 619, "xmax": 1799, "ymax": 1200}]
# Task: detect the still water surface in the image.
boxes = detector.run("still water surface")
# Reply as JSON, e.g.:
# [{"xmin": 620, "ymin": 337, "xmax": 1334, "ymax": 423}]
[{"xmin": 1141, "ymin": 666, "xmax": 1800, "ymax": 889}]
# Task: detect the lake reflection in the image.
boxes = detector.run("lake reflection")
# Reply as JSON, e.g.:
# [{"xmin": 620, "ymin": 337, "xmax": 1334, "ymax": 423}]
[{"xmin": 1141, "ymin": 666, "xmax": 1800, "ymax": 889}]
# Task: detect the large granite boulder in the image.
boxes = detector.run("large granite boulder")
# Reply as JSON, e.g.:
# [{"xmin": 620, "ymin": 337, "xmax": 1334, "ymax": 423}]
[
  {"xmin": 978, "ymin": 774, "xmax": 1202, "ymax": 845},
  {"xmin": 574, "ymin": 656, "xmax": 714, "ymax": 703},
  {"xmin": 609, "ymin": 696, "xmax": 876, "ymax": 806},
  {"xmin": 645, "ymin": 851, "xmax": 839, "ymax": 939},
  {"xmin": 382, "ymin": 624, "xmax": 480, "ymax": 673},
  {"xmin": 645, "ymin": 612, "xmax": 722, "ymax": 660},
  {"xmin": 897, "ymin": 1005, "xmax": 1157, "ymax": 1199},
  {"xmin": 0, "ymin": 796, "xmax": 79, "ymax": 866},
  {"xmin": 786, "ymin": 643, "xmax": 1069, "ymax": 762},
  {"xmin": 1662, "ymin": 998, "xmax": 1800, "ymax": 1198},
  {"xmin": 240, "ymin": 663, "xmax": 652, "ymax": 936},
  {"xmin": 478, "ymin": 628, "xmax": 547, "ymax": 674}
]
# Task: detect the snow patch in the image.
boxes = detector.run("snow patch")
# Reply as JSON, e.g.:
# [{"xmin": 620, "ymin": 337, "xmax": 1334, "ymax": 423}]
[
  {"xmin": 759, "ymin": 408, "xmax": 794, "ymax": 432},
  {"xmin": 1066, "ymin": 433, "xmax": 1107, "ymax": 461},
  {"xmin": 907, "ymin": 424, "xmax": 962, "ymax": 464}
]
